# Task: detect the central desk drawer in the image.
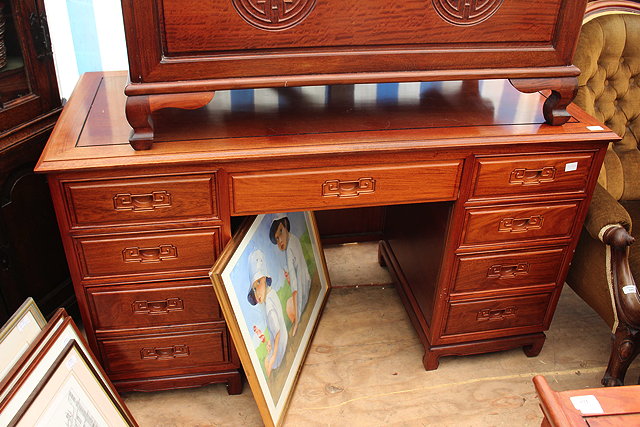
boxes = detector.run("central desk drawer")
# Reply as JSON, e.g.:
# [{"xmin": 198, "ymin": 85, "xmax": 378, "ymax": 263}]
[
  {"xmin": 75, "ymin": 228, "xmax": 220, "ymax": 280},
  {"xmin": 87, "ymin": 280, "xmax": 222, "ymax": 330},
  {"xmin": 230, "ymin": 161, "xmax": 462, "ymax": 214},
  {"xmin": 461, "ymin": 201, "xmax": 580, "ymax": 246}
]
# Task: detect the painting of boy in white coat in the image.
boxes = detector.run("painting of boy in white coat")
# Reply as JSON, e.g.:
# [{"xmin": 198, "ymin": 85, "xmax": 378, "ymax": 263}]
[
  {"xmin": 216, "ymin": 212, "xmax": 329, "ymax": 421},
  {"xmin": 269, "ymin": 214, "xmax": 311, "ymax": 337}
]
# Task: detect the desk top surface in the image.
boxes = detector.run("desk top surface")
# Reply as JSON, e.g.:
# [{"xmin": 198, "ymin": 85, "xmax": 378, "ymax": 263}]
[{"xmin": 36, "ymin": 71, "xmax": 616, "ymax": 173}]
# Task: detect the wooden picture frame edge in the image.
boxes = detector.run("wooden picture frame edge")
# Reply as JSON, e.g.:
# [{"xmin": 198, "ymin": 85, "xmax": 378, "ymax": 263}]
[
  {"xmin": 0, "ymin": 298, "xmax": 47, "ymax": 342},
  {"xmin": 0, "ymin": 311, "xmax": 137, "ymax": 426},
  {"xmin": 9, "ymin": 339, "xmax": 137, "ymax": 427},
  {"xmin": 0, "ymin": 298, "xmax": 48, "ymax": 387},
  {"xmin": 209, "ymin": 212, "xmax": 332, "ymax": 427},
  {"xmin": 0, "ymin": 308, "xmax": 69, "ymax": 405},
  {"xmin": 210, "ymin": 216, "xmax": 274, "ymax": 425}
]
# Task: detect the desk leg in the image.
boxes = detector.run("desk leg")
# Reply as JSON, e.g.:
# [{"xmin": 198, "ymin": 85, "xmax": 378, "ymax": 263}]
[{"xmin": 226, "ymin": 372, "xmax": 244, "ymax": 395}]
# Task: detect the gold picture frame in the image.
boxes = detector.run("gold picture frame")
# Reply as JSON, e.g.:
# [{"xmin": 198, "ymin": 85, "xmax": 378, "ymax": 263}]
[
  {"xmin": 0, "ymin": 311, "xmax": 136, "ymax": 426},
  {"xmin": 210, "ymin": 212, "xmax": 331, "ymax": 427},
  {"xmin": 0, "ymin": 298, "xmax": 47, "ymax": 385},
  {"xmin": 9, "ymin": 339, "xmax": 136, "ymax": 426}
]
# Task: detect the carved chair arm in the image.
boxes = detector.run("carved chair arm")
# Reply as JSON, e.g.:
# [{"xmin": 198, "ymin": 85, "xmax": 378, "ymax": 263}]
[{"xmin": 601, "ymin": 225, "xmax": 640, "ymax": 329}]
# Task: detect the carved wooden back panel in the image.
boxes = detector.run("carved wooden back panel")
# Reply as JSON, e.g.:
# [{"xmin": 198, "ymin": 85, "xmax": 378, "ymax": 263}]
[{"xmin": 122, "ymin": 0, "xmax": 588, "ymax": 87}]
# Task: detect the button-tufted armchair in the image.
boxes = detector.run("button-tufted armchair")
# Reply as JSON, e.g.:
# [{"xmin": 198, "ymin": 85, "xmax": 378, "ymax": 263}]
[{"xmin": 566, "ymin": 0, "xmax": 640, "ymax": 386}]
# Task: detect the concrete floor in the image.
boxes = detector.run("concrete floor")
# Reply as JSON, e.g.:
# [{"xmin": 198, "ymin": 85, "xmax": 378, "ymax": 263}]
[{"xmin": 121, "ymin": 242, "xmax": 640, "ymax": 426}]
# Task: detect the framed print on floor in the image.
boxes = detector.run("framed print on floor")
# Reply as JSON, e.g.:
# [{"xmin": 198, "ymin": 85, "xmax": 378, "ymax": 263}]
[
  {"xmin": 0, "ymin": 309, "xmax": 68, "ymax": 404},
  {"xmin": 210, "ymin": 211, "xmax": 331, "ymax": 427},
  {"xmin": 0, "ymin": 312, "xmax": 137, "ymax": 426},
  {"xmin": 9, "ymin": 340, "xmax": 135, "ymax": 427},
  {"xmin": 0, "ymin": 298, "xmax": 47, "ymax": 382}
]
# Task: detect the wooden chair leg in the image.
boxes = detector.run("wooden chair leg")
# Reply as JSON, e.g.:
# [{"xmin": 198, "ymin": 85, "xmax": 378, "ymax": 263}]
[{"xmin": 602, "ymin": 323, "xmax": 640, "ymax": 386}]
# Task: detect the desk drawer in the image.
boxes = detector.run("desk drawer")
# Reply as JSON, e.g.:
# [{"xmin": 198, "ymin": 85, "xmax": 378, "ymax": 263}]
[
  {"xmin": 87, "ymin": 280, "xmax": 221, "ymax": 330},
  {"xmin": 230, "ymin": 161, "xmax": 462, "ymax": 214},
  {"xmin": 471, "ymin": 152, "xmax": 594, "ymax": 199},
  {"xmin": 65, "ymin": 174, "xmax": 218, "ymax": 227},
  {"xmin": 452, "ymin": 247, "xmax": 565, "ymax": 295},
  {"xmin": 75, "ymin": 228, "xmax": 220, "ymax": 280},
  {"xmin": 98, "ymin": 328, "xmax": 231, "ymax": 376},
  {"xmin": 462, "ymin": 201, "xmax": 579, "ymax": 246},
  {"xmin": 443, "ymin": 293, "xmax": 551, "ymax": 336}
]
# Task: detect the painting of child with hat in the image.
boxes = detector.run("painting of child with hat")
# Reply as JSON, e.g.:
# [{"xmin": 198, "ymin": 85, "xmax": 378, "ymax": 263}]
[
  {"xmin": 211, "ymin": 211, "xmax": 330, "ymax": 425},
  {"xmin": 247, "ymin": 249, "xmax": 288, "ymax": 377}
]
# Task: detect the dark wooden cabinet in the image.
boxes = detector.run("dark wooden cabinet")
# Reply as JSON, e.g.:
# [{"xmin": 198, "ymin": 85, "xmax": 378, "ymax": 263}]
[
  {"xmin": 119, "ymin": 0, "xmax": 589, "ymax": 149},
  {"xmin": 0, "ymin": 0, "xmax": 72, "ymax": 323},
  {"xmin": 36, "ymin": 72, "xmax": 615, "ymax": 390}
]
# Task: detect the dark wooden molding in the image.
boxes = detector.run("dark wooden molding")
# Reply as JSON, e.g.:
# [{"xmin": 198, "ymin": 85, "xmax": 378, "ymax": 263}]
[
  {"xmin": 585, "ymin": 0, "xmax": 640, "ymax": 19},
  {"xmin": 602, "ymin": 225, "xmax": 640, "ymax": 329}
]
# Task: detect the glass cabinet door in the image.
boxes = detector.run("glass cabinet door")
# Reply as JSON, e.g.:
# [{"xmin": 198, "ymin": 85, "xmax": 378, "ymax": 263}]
[{"xmin": 0, "ymin": 0, "xmax": 59, "ymax": 134}]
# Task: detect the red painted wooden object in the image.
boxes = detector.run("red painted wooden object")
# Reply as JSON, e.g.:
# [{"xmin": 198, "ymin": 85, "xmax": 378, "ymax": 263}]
[{"xmin": 120, "ymin": 0, "xmax": 589, "ymax": 149}]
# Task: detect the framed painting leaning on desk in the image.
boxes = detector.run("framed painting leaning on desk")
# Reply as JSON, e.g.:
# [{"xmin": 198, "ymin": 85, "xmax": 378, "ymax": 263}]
[{"xmin": 211, "ymin": 211, "xmax": 331, "ymax": 427}]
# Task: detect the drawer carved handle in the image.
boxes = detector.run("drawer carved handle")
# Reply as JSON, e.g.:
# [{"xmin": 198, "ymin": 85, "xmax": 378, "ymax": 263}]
[
  {"xmin": 509, "ymin": 167, "xmax": 556, "ymax": 185},
  {"xmin": 122, "ymin": 244, "xmax": 178, "ymax": 263},
  {"xmin": 487, "ymin": 263, "xmax": 530, "ymax": 279},
  {"xmin": 476, "ymin": 307, "xmax": 518, "ymax": 322},
  {"xmin": 140, "ymin": 345, "xmax": 189, "ymax": 360},
  {"xmin": 322, "ymin": 178, "xmax": 376, "ymax": 198},
  {"xmin": 114, "ymin": 191, "xmax": 172, "ymax": 211},
  {"xmin": 498, "ymin": 215, "xmax": 543, "ymax": 233},
  {"xmin": 132, "ymin": 298, "xmax": 184, "ymax": 315}
]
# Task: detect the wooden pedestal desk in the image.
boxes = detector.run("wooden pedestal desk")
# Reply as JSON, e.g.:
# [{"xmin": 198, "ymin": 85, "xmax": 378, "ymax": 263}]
[{"xmin": 36, "ymin": 72, "xmax": 616, "ymax": 392}]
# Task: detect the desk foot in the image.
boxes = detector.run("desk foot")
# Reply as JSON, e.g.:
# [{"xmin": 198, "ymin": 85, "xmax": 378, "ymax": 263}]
[
  {"xmin": 509, "ymin": 77, "xmax": 578, "ymax": 126},
  {"xmin": 125, "ymin": 91, "xmax": 215, "ymax": 150},
  {"xmin": 523, "ymin": 336, "xmax": 545, "ymax": 357},
  {"xmin": 423, "ymin": 351, "xmax": 441, "ymax": 371},
  {"xmin": 226, "ymin": 372, "xmax": 244, "ymax": 395}
]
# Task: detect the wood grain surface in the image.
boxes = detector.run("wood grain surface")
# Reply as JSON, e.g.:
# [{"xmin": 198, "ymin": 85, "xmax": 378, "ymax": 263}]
[{"xmin": 35, "ymin": 71, "xmax": 615, "ymax": 394}]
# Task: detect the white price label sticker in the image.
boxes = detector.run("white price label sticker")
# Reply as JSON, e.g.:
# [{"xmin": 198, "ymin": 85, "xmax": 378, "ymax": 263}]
[
  {"xmin": 565, "ymin": 162, "xmax": 578, "ymax": 172},
  {"xmin": 623, "ymin": 285, "xmax": 637, "ymax": 295},
  {"xmin": 587, "ymin": 126, "xmax": 604, "ymax": 131},
  {"xmin": 17, "ymin": 316, "xmax": 31, "ymax": 332},
  {"xmin": 65, "ymin": 353, "xmax": 78, "ymax": 370},
  {"xmin": 570, "ymin": 395, "xmax": 604, "ymax": 414}
]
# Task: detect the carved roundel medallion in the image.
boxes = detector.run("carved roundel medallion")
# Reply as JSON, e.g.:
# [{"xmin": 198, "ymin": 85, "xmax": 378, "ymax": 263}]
[
  {"xmin": 232, "ymin": 0, "xmax": 316, "ymax": 31},
  {"xmin": 432, "ymin": 0, "xmax": 504, "ymax": 26}
]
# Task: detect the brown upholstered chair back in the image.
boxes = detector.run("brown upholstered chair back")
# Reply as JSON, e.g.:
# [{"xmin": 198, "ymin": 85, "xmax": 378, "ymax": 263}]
[{"xmin": 573, "ymin": 7, "xmax": 640, "ymax": 201}]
